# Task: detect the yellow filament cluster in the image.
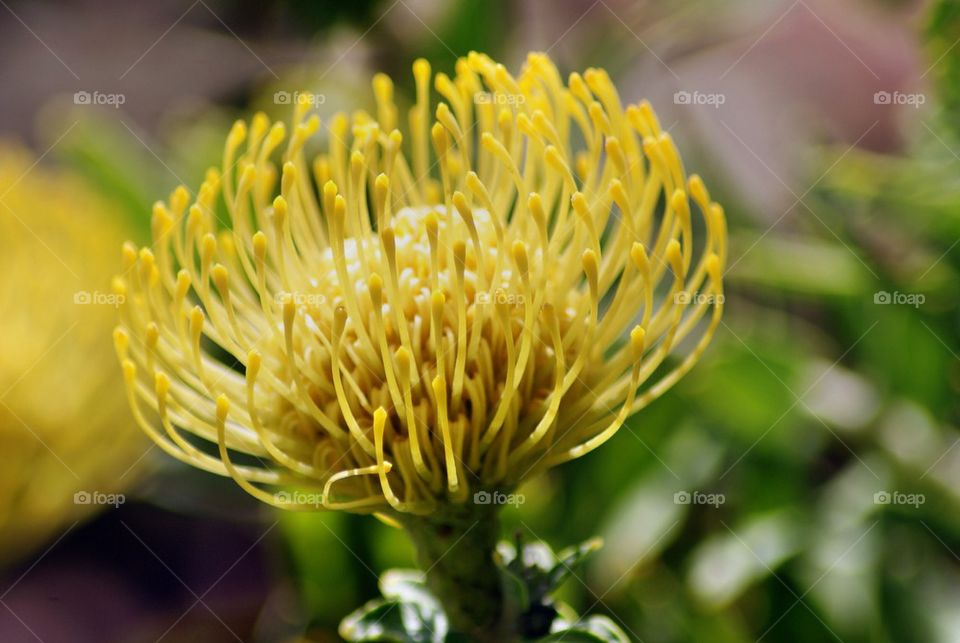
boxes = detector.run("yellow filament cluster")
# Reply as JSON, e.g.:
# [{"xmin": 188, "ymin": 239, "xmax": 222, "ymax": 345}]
[
  {"xmin": 0, "ymin": 145, "xmax": 140, "ymax": 562},
  {"xmin": 114, "ymin": 52, "xmax": 726, "ymax": 515}
]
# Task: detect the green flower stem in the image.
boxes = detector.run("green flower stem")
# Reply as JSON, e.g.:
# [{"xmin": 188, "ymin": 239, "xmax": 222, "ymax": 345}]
[{"xmin": 400, "ymin": 501, "xmax": 508, "ymax": 641}]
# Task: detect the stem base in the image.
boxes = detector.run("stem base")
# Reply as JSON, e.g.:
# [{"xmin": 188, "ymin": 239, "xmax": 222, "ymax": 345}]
[{"xmin": 400, "ymin": 502, "xmax": 506, "ymax": 641}]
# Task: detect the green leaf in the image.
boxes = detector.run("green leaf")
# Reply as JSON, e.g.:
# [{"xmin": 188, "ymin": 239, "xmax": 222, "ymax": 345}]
[
  {"xmin": 340, "ymin": 599, "xmax": 411, "ymax": 642},
  {"xmin": 521, "ymin": 541, "xmax": 559, "ymax": 573},
  {"xmin": 540, "ymin": 615, "xmax": 630, "ymax": 642},
  {"xmin": 536, "ymin": 632, "xmax": 607, "ymax": 642},
  {"xmin": 500, "ymin": 537, "xmax": 558, "ymax": 604},
  {"xmin": 340, "ymin": 571, "xmax": 448, "ymax": 642},
  {"xmin": 340, "ymin": 596, "xmax": 447, "ymax": 643},
  {"xmin": 547, "ymin": 538, "xmax": 603, "ymax": 593}
]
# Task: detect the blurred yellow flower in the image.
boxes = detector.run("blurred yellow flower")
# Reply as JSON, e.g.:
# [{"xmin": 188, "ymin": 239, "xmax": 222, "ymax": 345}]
[
  {"xmin": 114, "ymin": 52, "xmax": 726, "ymax": 515},
  {"xmin": 0, "ymin": 144, "xmax": 140, "ymax": 563}
]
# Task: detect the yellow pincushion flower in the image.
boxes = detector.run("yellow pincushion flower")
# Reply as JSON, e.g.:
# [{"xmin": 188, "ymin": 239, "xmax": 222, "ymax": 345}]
[
  {"xmin": 0, "ymin": 144, "xmax": 140, "ymax": 563},
  {"xmin": 114, "ymin": 52, "xmax": 726, "ymax": 516}
]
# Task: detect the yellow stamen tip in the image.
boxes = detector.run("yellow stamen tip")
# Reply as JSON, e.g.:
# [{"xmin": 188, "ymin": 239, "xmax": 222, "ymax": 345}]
[
  {"xmin": 175, "ymin": 270, "xmax": 191, "ymax": 299},
  {"xmin": 323, "ymin": 180, "xmax": 338, "ymax": 201},
  {"xmin": 216, "ymin": 395, "xmax": 230, "ymax": 422},
  {"xmin": 689, "ymin": 174, "xmax": 709, "ymax": 203},
  {"xmin": 187, "ymin": 205, "xmax": 204, "ymax": 233},
  {"xmin": 138, "ymin": 246, "xmax": 155, "ymax": 265},
  {"xmin": 247, "ymin": 350, "xmax": 262, "ymax": 378},
  {"xmin": 145, "ymin": 322, "xmax": 159, "ymax": 349},
  {"xmin": 334, "ymin": 195, "xmax": 347, "ymax": 220},
  {"xmin": 190, "ymin": 306, "xmax": 205, "ymax": 331},
  {"xmin": 453, "ymin": 191, "xmax": 472, "ymax": 222},
  {"xmin": 155, "ymin": 372, "xmax": 170, "ymax": 398},
  {"xmin": 227, "ymin": 120, "xmax": 247, "ymax": 147},
  {"xmin": 425, "ymin": 211, "xmax": 439, "ymax": 236},
  {"xmin": 171, "ymin": 185, "xmax": 190, "ymax": 212},
  {"xmin": 431, "ymin": 122, "xmax": 448, "ymax": 154},
  {"xmin": 333, "ymin": 305, "xmax": 348, "ymax": 335},
  {"xmin": 211, "ymin": 264, "xmax": 229, "ymax": 293},
  {"xmin": 630, "ymin": 326, "xmax": 646, "ymax": 358},
  {"xmin": 281, "ymin": 162, "xmax": 297, "ymax": 196},
  {"xmin": 511, "ymin": 240, "xmax": 529, "ymax": 275},
  {"xmin": 368, "ymin": 273, "xmax": 384, "ymax": 304},
  {"xmin": 571, "ymin": 192, "xmax": 591, "ymax": 220},
  {"xmin": 671, "ymin": 190, "xmax": 690, "ymax": 221},
  {"xmin": 121, "ymin": 242, "xmax": 137, "ymax": 269},
  {"xmin": 666, "ymin": 240, "xmax": 684, "ymax": 274},
  {"xmin": 582, "ymin": 249, "xmax": 599, "ymax": 279},
  {"xmin": 111, "ymin": 276, "xmax": 126, "ymax": 297},
  {"xmin": 395, "ymin": 346, "xmax": 411, "ymax": 373},
  {"xmin": 201, "ymin": 234, "xmax": 217, "ymax": 261},
  {"xmin": 122, "ymin": 359, "xmax": 137, "ymax": 383},
  {"xmin": 373, "ymin": 72, "xmax": 393, "ymax": 99},
  {"xmin": 113, "ymin": 327, "xmax": 129, "ymax": 358},
  {"xmin": 706, "ymin": 254, "xmax": 722, "ymax": 281},
  {"xmin": 528, "ymin": 191, "xmax": 544, "ymax": 215},
  {"xmin": 252, "ymin": 231, "xmax": 267, "ymax": 260},
  {"xmin": 630, "ymin": 243, "xmax": 649, "ymax": 273},
  {"xmin": 413, "ymin": 58, "xmax": 431, "ymax": 82}
]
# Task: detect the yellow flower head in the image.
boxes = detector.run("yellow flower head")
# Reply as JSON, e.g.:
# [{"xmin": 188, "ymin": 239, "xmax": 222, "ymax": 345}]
[
  {"xmin": 0, "ymin": 145, "xmax": 140, "ymax": 562},
  {"xmin": 114, "ymin": 52, "xmax": 726, "ymax": 515}
]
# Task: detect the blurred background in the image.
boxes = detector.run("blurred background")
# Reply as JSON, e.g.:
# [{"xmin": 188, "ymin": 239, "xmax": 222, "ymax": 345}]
[{"xmin": 0, "ymin": 0, "xmax": 958, "ymax": 641}]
